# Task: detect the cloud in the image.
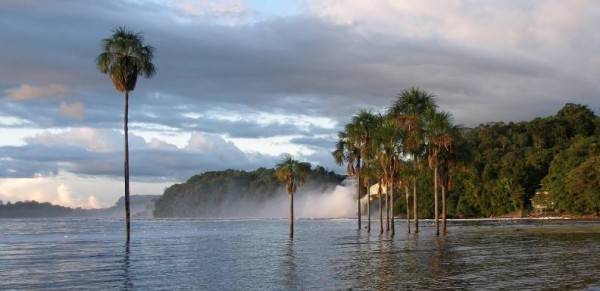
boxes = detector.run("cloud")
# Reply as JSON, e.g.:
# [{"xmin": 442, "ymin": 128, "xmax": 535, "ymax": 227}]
[
  {"xmin": 0, "ymin": 0, "xmax": 599, "ymax": 181},
  {"xmin": 5, "ymin": 84, "xmax": 68, "ymax": 101},
  {"xmin": 167, "ymin": 0, "xmax": 250, "ymax": 23},
  {"xmin": 58, "ymin": 101, "xmax": 85, "ymax": 119},
  {"xmin": 55, "ymin": 183, "xmax": 75, "ymax": 207},
  {"xmin": 24, "ymin": 128, "xmax": 143, "ymax": 152},
  {"xmin": 0, "ymin": 172, "xmax": 174, "ymax": 208},
  {"xmin": 0, "ymin": 127, "xmax": 281, "ymax": 179}
]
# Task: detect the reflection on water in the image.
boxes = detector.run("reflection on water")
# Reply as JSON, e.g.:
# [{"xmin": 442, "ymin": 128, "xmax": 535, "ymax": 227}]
[
  {"xmin": 1, "ymin": 218, "xmax": 600, "ymax": 290},
  {"xmin": 121, "ymin": 242, "xmax": 132, "ymax": 290},
  {"xmin": 281, "ymin": 239, "xmax": 298, "ymax": 290}
]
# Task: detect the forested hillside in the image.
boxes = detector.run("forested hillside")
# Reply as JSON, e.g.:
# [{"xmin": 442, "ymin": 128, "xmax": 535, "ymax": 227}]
[
  {"xmin": 442, "ymin": 103, "xmax": 599, "ymax": 217},
  {"xmin": 153, "ymin": 166, "xmax": 344, "ymax": 217}
]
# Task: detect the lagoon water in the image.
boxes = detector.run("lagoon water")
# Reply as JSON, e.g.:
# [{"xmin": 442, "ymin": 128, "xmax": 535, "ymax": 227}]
[{"xmin": 1, "ymin": 218, "xmax": 600, "ymax": 290}]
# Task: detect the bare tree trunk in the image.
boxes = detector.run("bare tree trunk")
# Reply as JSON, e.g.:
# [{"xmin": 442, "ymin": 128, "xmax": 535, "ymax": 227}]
[
  {"xmin": 289, "ymin": 191, "xmax": 294, "ymax": 238},
  {"xmin": 434, "ymin": 166, "xmax": 439, "ymax": 236},
  {"xmin": 367, "ymin": 178, "xmax": 371, "ymax": 233},
  {"xmin": 390, "ymin": 179, "xmax": 395, "ymax": 236},
  {"xmin": 405, "ymin": 185, "xmax": 410, "ymax": 234},
  {"xmin": 442, "ymin": 184, "xmax": 447, "ymax": 234},
  {"xmin": 413, "ymin": 179, "xmax": 418, "ymax": 233},
  {"xmin": 357, "ymin": 169, "xmax": 361, "ymax": 231},
  {"xmin": 378, "ymin": 179, "xmax": 383, "ymax": 235},
  {"xmin": 124, "ymin": 91, "xmax": 131, "ymax": 243}
]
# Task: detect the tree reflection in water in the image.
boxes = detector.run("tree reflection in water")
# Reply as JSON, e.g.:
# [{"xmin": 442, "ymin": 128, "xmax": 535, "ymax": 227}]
[
  {"xmin": 121, "ymin": 242, "xmax": 132, "ymax": 290},
  {"xmin": 282, "ymin": 239, "xmax": 299, "ymax": 290}
]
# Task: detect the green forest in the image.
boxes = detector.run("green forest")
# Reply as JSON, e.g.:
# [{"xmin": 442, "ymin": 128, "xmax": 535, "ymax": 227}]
[
  {"xmin": 335, "ymin": 89, "xmax": 599, "ymax": 220},
  {"xmin": 153, "ymin": 167, "xmax": 343, "ymax": 217},
  {"xmin": 451, "ymin": 103, "xmax": 599, "ymax": 217}
]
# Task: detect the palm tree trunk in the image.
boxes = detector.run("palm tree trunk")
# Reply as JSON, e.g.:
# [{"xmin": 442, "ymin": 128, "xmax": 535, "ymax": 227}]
[
  {"xmin": 124, "ymin": 91, "xmax": 131, "ymax": 243},
  {"xmin": 405, "ymin": 185, "xmax": 410, "ymax": 234},
  {"xmin": 413, "ymin": 179, "xmax": 418, "ymax": 233},
  {"xmin": 366, "ymin": 178, "xmax": 371, "ymax": 233},
  {"xmin": 442, "ymin": 184, "xmax": 447, "ymax": 233},
  {"xmin": 390, "ymin": 179, "xmax": 395, "ymax": 236},
  {"xmin": 385, "ymin": 182, "xmax": 389, "ymax": 232},
  {"xmin": 378, "ymin": 179, "xmax": 383, "ymax": 235},
  {"xmin": 434, "ymin": 165, "xmax": 439, "ymax": 236},
  {"xmin": 357, "ymin": 170, "xmax": 361, "ymax": 231},
  {"xmin": 289, "ymin": 191, "xmax": 294, "ymax": 238}
]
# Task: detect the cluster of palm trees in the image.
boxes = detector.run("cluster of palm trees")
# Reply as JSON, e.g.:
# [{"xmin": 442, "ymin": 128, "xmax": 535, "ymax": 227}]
[{"xmin": 333, "ymin": 88, "xmax": 459, "ymax": 236}]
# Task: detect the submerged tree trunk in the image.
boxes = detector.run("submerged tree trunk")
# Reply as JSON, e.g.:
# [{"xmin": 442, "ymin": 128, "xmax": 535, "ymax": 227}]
[
  {"xmin": 405, "ymin": 185, "xmax": 410, "ymax": 234},
  {"xmin": 434, "ymin": 166, "xmax": 439, "ymax": 236},
  {"xmin": 367, "ymin": 178, "xmax": 371, "ymax": 233},
  {"xmin": 385, "ymin": 182, "xmax": 390, "ymax": 232},
  {"xmin": 357, "ymin": 169, "xmax": 362, "ymax": 231},
  {"xmin": 413, "ymin": 179, "xmax": 418, "ymax": 233},
  {"xmin": 378, "ymin": 179, "xmax": 383, "ymax": 235},
  {"xmin": 442, "ymin": 184, "xmax": 447, "ymax": 233},
  {"xmin": 289, "ymin": 191, "xmax": 294, "ymax": 238},
  {"xmin": 390, "ymin": 179, "xmax": 395, "ymax": 236},
  {"xmin": 124, "ymin": 91, "xmax": 131, "ymax": 243}
]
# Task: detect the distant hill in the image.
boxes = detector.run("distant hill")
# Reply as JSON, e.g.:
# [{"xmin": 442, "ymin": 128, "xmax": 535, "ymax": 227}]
[
  {"xmin": 101, "ymin": 195, "xmax": 161, "ymax": 218},
  {"xmin": 0, "ymin": 195, "xmax": 160, "ymax": 218},
  {"xmin": 154, "ymin": 166, "xmax": 344, "ymax": 218},
  {"xmin": 0, "ymin": 201, "xmax": 101, "ymax": 218}
]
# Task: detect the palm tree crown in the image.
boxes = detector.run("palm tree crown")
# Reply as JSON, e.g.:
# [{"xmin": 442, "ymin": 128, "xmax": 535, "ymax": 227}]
[
  {"xmin": 275, "ymin": 155, "xmax": 311, "ymax": 195},
  {"xmin": 96, "ymin": 26, "xmax": 156, "ymax": 92}
]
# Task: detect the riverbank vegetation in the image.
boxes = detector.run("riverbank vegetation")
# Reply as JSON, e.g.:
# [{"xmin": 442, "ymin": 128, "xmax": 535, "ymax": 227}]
[{"xmin": 334, "ymin": 89, "xmax": 599, "ymax": 230}]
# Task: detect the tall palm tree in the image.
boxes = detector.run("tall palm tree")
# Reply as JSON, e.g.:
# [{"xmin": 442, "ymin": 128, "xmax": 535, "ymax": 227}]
[
  {"xmin": 97, "ymin": 27, "xmax": 155, "ymax": 242},
  {"xmin": 361, "ymin": 160, "xmax": 378, "ymax": 233},
  {"xmin": 378, "ymin": 177, "xmax": 384, "ymax": 234},
  {"xmin": 438, "ymin": 126, "xmax": 465, "ymax": 233},
  {"xmin": 350, "ymin": 110, "xmax": 378, "ymax": 232},
  {"xmin": 333, "ymin": 127, "xmax": 362, "ymax": 230},
  {"xmin": 405, "ymin": 184, "xmax": 411, "ymax": 233},
  {"xmin": 389, "ymin": 88, "xmax": 437, "ymax": 233},
  {"xmin": 275, "ymin": 155, "xmax": 310, "ymax": 238},
  {"xmin": 372, "ymin": 115, "xmax": 402, "ymax": 235},
  {"xmin": 425, "ymin": 111, "xmax": 453, "ymax": 236}
]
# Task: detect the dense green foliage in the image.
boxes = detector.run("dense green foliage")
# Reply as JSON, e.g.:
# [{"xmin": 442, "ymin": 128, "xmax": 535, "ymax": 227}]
[
  {"xmin": 153, "ymin": 166, "xmax": 344, "ymax": 217},
  {"xmin": 337, "ymin": 89, "xmax": 599, "ymax": 220},
  {"xmin": 449, "ymin": 103, "xmax": 599, "ymax": 217},
  {"xmin": 386, "ymin": 103, "xmax": 600, "ymax": 218}
]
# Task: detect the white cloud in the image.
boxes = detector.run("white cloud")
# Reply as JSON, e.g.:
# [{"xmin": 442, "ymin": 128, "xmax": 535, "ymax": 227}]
[
  {"xmin": 55, "ymin": 183, "xmax": 75, "ymax": 207},
  {"xmin": 227, "ymin": 135, "xmax": 314, "ymax": 156},
  {"xmin": 167, "ymin": 0, "xmax": 250, "ymax": 23},
  {"xmin": 86, "ymin": 195, "xmax": 100, "ymax": 209},
  {"xmin": 24, "ymin": 128, "xmax": 145, "ymax": 152},
  {"xmin": 0, "ymin": 127, "xmax": 283, "ymax": 178},
  {"xmin": 58, "ymin": 101, "xmax": 85, "ymax": 119},
  {"xmin": 0, "ymin": 172, "xmax": 174, "ymax": 208},
  {"xmin": 5, "ymin": 83, "xmax": 68, "ymax": 101}
]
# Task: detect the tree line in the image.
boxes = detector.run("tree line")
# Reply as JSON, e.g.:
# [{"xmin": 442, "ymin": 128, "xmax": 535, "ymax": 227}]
[
  {"xmin": 153, "ymin": 167, "xmax": 343, "ymax": 219},
  {"xmin": 333, "ymin": 88, "xmax": 599, "ymax": 237}
]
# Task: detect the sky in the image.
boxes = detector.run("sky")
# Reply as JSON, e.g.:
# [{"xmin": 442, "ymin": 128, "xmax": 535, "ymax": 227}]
[{"xmin": 1, "ymin": 0, "xmax": 599, "ymax": 208}]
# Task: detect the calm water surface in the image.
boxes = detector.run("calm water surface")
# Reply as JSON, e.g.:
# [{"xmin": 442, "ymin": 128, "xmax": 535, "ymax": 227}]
[{"xmin": 1, "ymin": 218, "xmax": 600, "ymax": 290}]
